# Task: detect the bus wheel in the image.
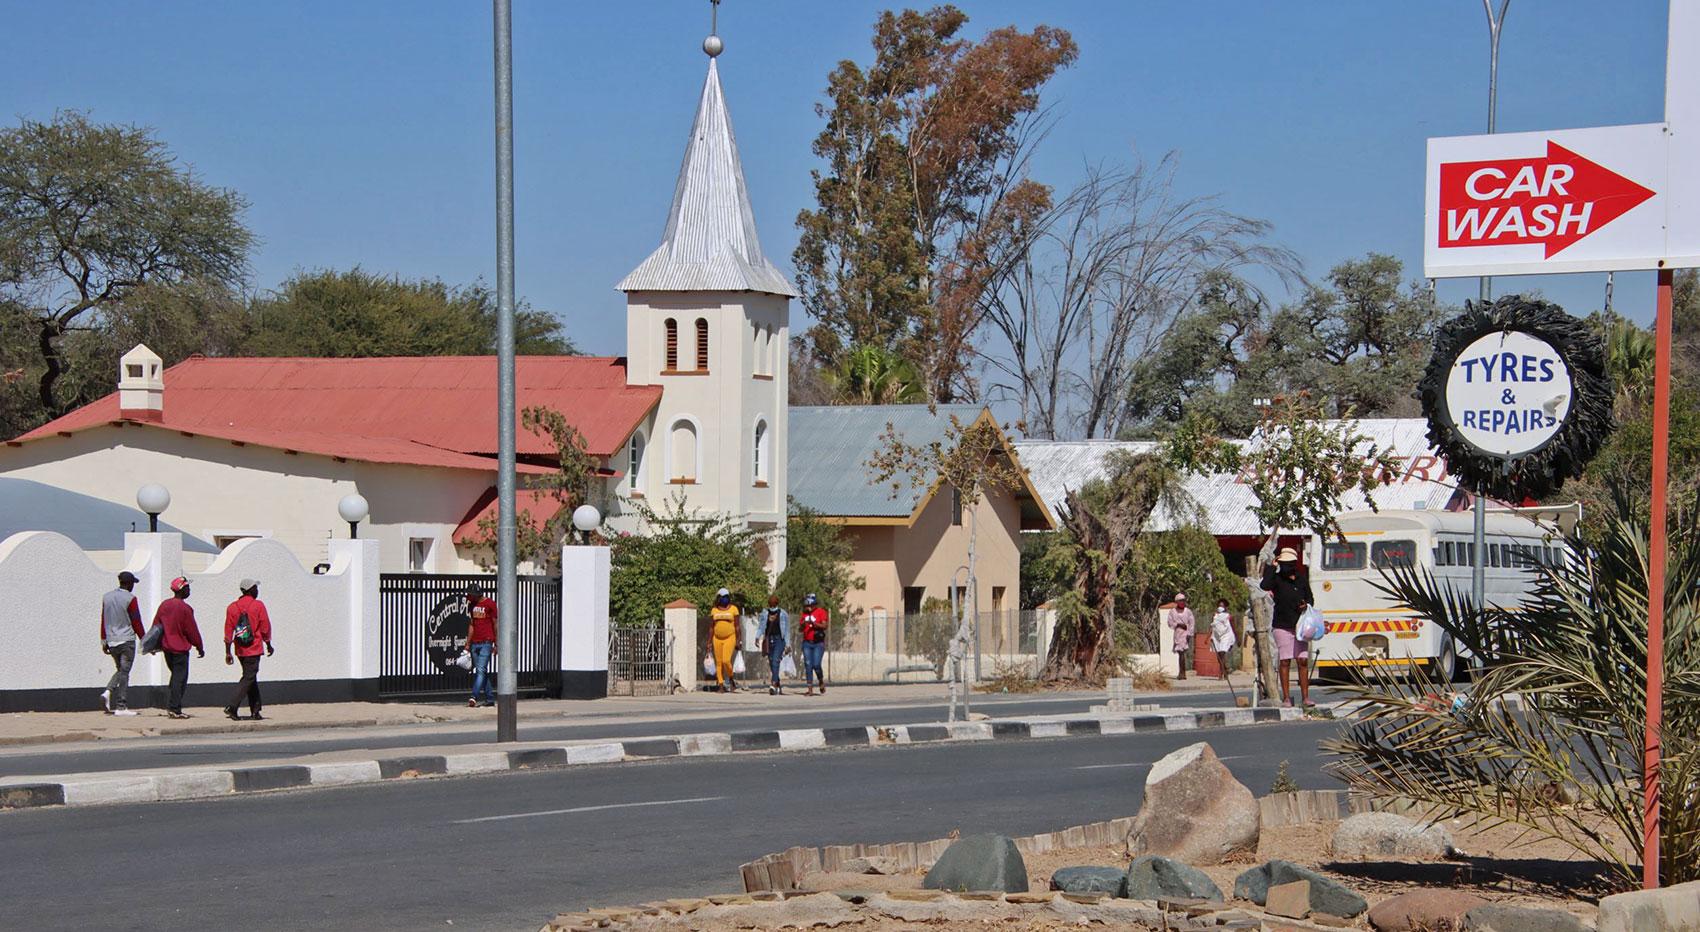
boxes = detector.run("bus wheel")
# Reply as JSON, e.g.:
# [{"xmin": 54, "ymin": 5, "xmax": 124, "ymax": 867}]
[{"xmin": 1436, "ymin": 640, "xmax": 1458, "ymax": 684}]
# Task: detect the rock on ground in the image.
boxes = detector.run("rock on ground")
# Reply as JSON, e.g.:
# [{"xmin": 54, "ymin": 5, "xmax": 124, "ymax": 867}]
[
  {"xmin": 1367, "ymin": 889, "xmax": 1490, "ymax": 931},
  {"xmin": 1267, "ymin": 879, "xmax": 1312, "ymax": 919},
  {"xmin": 1597, "ymin": 879, "xmax": 1700, "ymax": 932},
  {"xmin": 1462, "ymin": 903, "xmax": 1593, "ymax": 932},
  {"xmin": 1049, "ymin": 866, "xmax": 1127, "ymax": 897},
  {"xmin": 1123, "ymin": 855, "xmax": 1224, "ymax": 901},
  {"xmin": 922, "ymin": 834, "xmax": 1029, "ymax": 893},
  {"xmin": 1125, "ymin": 741, "xmax": 1260, "ymax": 865},
  {"xmin": 841, "ymin": 856, "xmax": 902, "ymax": 875},
  {"xmin": 1332, "ymin": 812, "xmax": 1457, "ymax": 861},
  {"xmin": 1233, "ymin": 859, "xmax": 1370, "ymax": 919}
]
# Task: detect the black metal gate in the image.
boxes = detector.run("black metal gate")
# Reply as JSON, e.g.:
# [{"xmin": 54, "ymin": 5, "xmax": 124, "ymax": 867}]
[{"xmin": 378, "ymin": 573, "xmax": 562, "ymax": 700}]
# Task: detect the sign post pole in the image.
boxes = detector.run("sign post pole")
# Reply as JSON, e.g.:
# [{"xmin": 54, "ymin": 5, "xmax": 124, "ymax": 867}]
[{"xmin": 1644, "ymin": 267, "xmax": 1673, "ymax": 888}]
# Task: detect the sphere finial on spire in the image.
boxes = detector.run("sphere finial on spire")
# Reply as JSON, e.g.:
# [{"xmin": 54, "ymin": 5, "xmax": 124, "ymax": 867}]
[{"xmin": 704, "ymin": 0, "xmax": 723, "ymax": 57}]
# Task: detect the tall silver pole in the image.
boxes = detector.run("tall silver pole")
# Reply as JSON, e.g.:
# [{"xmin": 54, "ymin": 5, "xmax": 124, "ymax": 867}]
[
  {"xmin": 493, "ymin": 0, "xmax": 519, "ymax": 742},
  {"xmin": 1472, "ymin": 0, "xmax": 1509, "ymax": 622}
]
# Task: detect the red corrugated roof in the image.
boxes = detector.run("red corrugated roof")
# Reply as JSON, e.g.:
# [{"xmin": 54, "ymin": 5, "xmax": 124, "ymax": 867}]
[
  {"xmin": 15, "ymin": 356, "xmax": 661, "ymax": 468},
  {"xmin": 452, "ymin": 487, "xmax": 568, "ymax": 545}
]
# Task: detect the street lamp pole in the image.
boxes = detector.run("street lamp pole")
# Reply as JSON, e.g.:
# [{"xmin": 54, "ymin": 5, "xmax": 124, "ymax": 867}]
[{"xmin": 492, "ymin": 0, "xmax": 519, "ymax": 743}]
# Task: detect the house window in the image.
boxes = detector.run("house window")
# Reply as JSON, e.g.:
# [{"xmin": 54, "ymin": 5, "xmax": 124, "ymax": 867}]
[
  {"xmin": 664, "ymin": 319, "xmax": 678, "ymax": 371},
  {"xmin": 903, "ymin": 586, "xmax": 925, "ymax": 617},
  {"xmin": 627, "ymin": 432, "xmax": 646, "ymax": 494},
  {"xmin": 951, "ymin": 486, "xmax": 963, "ymax": 526},
  {"xmin": 753, "ymin": 418, "xmax": 769, "ymax": 485},
  {"xmin": 126, "ymin": 364, "xmax": 144, "ymax": 379},
  {"xmin": 669, "ymin": 418, "xmax": 699, "ymax": 483},
  {"xmin": 408, "ymin": 538, "xmax": 433, "ymax": 573},
  {"xmin": 992, "ymin": 586, "xmax": 1006, "ymax": 613},
  {"xmin": 213, "ymin": 534, "xmax": 257, "ymax": 550},
  {"xmin": 695, "ymin": 318, "xmax": 710, "ymax": 371}
]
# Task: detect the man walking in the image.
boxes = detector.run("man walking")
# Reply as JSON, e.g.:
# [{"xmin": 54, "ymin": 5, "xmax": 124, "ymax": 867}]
[
  {"xmin": 98, "ymin": 571, "xmax": 145, "ymax": 715},
  {"xmin": 223, "ymin": 578, "xmax": 274, "ymax": 721},
  {"xmin": 155, "ymin": 577, "xmax": 203, "ymax": 719},
  {"xmin": 1166, "ymin": 592, "xmax": 1195, "ymax": 680},
  {"xmin": 466, "ymin": 583, "xmax": 497, "ymax": 708},
  {"xmin": 759, "ymin": 595, "xmax": 788, "ymax": 695},
  {"xmin": 798, "ymin": 593, "xmax": 828, "ymax": 696}
]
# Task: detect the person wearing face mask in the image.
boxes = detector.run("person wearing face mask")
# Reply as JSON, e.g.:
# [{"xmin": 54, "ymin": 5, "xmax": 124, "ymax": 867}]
[
  {"xmin": 1261, "ymin": 546, "xmax": 1316, "ymax": 708},
  {"xmin": 709, "ymin": 588, "xmax": 741, "ymax": 693},
  {"xmin": 759, "ymin": 596, "xmax": 789, "ymax": 695},
  {"xmin": 1210, "ymin": 598, "xmax": 1237, "ymax": 683},
  {"xmin": 798, "ymin": 594, "xmax": 828, "ymax": 696}
]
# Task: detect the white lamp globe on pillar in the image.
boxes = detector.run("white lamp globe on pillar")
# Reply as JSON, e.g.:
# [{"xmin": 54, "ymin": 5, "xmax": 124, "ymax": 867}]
[
  {"xmin": 338, "ymin": 493, "xmax": 370, "ymax": 539},
  {"xmin": 572, "ymin": 504, "xmax": 601, "ymax": 544},
  {"xmin": 137, "ymin": 483, "xmax": 171, "ymax": 533}
]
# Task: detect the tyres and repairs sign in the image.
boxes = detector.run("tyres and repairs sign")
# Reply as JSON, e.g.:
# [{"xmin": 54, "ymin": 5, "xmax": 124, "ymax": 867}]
[{"xmin": 1442, "ymin": 330, "xmax": 1572, "ymax": 458}]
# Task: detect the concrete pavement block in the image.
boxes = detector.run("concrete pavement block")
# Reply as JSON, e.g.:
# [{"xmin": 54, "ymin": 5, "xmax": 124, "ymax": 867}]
[
  {"xmin": 230, "ymin": 766, "xmax": 313, "ymax": 792},
  {"xmin": 1163, "ymin": 714, "xmax": 1200, "ymax": 730},
  {"xmin": 508, "ymin": 747, "xmax": 571, "ymax": 769},
  {"xmin": 154, "ymin": 770, "xmax": 234, "ymax": 800},
  {"xmin": 620, "ymin": 738, "xmax": 680, "ymax": 758},
  {"xmin": 1279, "ymin": 707, "xmax": 1305, "ymax": 721},
  {"xmin": 886, "ymin": 725, "xmax": 912, "ymax": 744},
  {"xmin": 1065, "ymin": 720, "xmax": 1102, "ymax": 735},
  {"xmin": 1223, "ymin": 709, "xmax": 1255, "ymax": 726},
  {"xmin": 1027, "ymin": 721, "xmax": 1068, "ymax": 738},
  {"xmin": 565, "ymin": 742, "xmax": 624, "ymax": 765},
  {"xmin": 308, "ymin": 761, "xmax": 383, "ymax": 786},
  {"xmin": 821, "ymin": 726, "xmax": 874, "ymax": 747},
  {"xmin": 376, "ymin": 756, "xmax": 448, "ymax": 779},
  {"xmin": 946, "ymin": 722, "xmax": 993, "ymax": 740},
  {"xmin": 777, "ymin": 729, "xmax": 826, "ymax": 750},
  {"xmin": 1098, "ymin": 718, "xmax": 1136, "ymax": 735},
  {"xmin": 443, "ymin": 751, "xmax": 510, "ymax": 774},
  {"xmin": 678, "ymin": 733, "xmax": 732, "ymax": 756},
  {"xmin": 0, "ymin": 783, "xmax": 65, "ymax": 809},
  {"xmin": 991, "ymin": 721, "xmax": 1031, "ymax": 739},
  {"xmin": 63, "ymin": 775, "xmax": 160, "ymax": 806},
  {"xmin": 906, "ymin": 724, "xmax": 951, "ymax": 742},
  {"xmin": 731, "ymin": 730, "xmax": 782, "ymax": 751}
]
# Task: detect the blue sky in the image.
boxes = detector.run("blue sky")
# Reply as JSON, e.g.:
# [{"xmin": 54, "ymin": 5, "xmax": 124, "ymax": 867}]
[{"xmin": 1, "ymin": 1, "xmax": 1673, "ymax": 357}]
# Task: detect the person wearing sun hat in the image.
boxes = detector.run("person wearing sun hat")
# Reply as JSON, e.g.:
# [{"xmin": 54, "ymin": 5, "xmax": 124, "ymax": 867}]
[
  {"xmin": 154, "ymin": 576, "xmax": 204, "ymax": 718},
  {"xmin": 1261, "ymin": 545, "xmax": 1316, "ymax": 708},
  {"xmin": 1166, "ymin": 592, "xmax": 1196, "ymax": 680}
]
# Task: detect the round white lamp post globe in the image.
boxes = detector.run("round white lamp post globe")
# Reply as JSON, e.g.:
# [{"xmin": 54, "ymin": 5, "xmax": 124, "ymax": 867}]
[
  {"xmin": 572, "ymin": 504, "xmax": 602, "ymax": 541},
  {"xmin": 137, "ymin": 483, "xmax": 171, "ymax": 532},
  {"xmin": 338, "ymin": 493, "xmax": 370, "ymax": 538}
]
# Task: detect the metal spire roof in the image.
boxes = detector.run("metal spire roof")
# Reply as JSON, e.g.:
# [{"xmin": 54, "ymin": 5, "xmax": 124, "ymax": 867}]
[{"xmin": 617, "ymin": 55, "xmax": 798, "ymax": 297}]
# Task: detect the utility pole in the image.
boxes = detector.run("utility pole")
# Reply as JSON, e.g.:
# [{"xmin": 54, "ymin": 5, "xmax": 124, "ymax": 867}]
[
  {"xmin": 1472, "ymin": 0, "xmax": 1510, "ymax": 620},
  {"xmin": 492, "ymin": 0, "xmax": 519, "ymax": 742}
]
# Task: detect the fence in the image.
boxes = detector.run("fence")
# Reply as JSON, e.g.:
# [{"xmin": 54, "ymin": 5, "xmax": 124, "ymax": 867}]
[
  {"xmin": 821, "ymin": 610, "xmax": 1054, "ymax": 685},
  {"xmin": 377, "ymin": 573, "xmax": 562, "ymax": 699},
  {"xmin": 608, "ymin": 625, "xmax": 675, "ymax": 696}
]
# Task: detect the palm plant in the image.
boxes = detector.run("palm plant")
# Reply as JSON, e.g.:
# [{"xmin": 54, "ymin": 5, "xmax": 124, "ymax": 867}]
[
  {"xmin": 827, "ymin": 344, "xmax": 927, "ymax": 405},
  {"xmin": 1322, "ymin": 490, "xmax": 1700, "ymax": 888}
]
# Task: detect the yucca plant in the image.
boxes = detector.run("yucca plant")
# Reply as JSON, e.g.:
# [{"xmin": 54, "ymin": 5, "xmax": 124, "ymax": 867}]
[{"xmin": 1322, "ymin": 490, "xmax": 1700, "ymax": 888}]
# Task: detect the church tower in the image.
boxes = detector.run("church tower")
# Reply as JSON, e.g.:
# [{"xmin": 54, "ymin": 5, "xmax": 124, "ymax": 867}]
[{"xmin": 617, "ymin": 26, "xmax": 793, "ymax": 575}]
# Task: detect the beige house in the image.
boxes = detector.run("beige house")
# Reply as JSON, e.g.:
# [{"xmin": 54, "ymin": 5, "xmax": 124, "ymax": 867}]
[{"xmin": 788, "ymin": 405, "xmax": 1055, "ymax": 640}]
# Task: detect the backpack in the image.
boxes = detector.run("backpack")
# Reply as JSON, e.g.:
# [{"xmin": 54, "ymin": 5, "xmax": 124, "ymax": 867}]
[{"xmin": 233, "ymin": 612, "xmax": 255, "ymax": 648}]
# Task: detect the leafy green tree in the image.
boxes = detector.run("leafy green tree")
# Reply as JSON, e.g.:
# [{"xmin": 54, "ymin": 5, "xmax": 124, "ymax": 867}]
[
  {"xmin": 466, "ymin": 406, "xmax": 600, "ymax": 573},
  {"xmin": 247, "ymin": 268, "xmax": 572, "ymax": 357},
  {"xmin": 0, "ymin": 112, "xmax": 251, "ymax": 427},
  {"xmin": 823, "ymin": 343, "xmax": 926, "ymax": 405},
  {"xmin": 794, "ymin": 5, "xmax": 1076, "ymax": 401},
  {"xmin": 608, "ymin": 495, "xmax": 769, "ymax": 629},
  {"xmin": 773, "ymin": 502, "xmax": 864, "ymax": 629}
]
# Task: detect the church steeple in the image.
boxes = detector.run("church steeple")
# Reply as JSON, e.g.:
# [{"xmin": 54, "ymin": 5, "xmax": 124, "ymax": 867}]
[{"xmin": 617, "ymin": 29, "xmax": 797, "ymax": 297}]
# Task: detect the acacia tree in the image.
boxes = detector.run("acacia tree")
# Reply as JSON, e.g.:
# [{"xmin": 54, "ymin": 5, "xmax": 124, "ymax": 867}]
[
  {"xmin": 1166, "ymin": 394, "xmax": 1400, "ymax": 704},
  {"xmin": 469, "ymin": 406, "xmax": 599, "ymax": 573},
  {"xmin": 0, "ymin": 112, "xmax": 251, "ymax": 422},
  {"xmin": 794, "ymin": 5, "xmax": 1077, "ymax": 402},
  {"xmin": 867, "ymin": 408, "xmax": 1024, "ymax": 716}
]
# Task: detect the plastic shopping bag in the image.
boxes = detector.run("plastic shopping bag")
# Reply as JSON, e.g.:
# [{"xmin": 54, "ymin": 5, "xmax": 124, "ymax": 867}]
[
  {"xmin": 779, "ymin": 653, "xmax": 798, "ymax": 678},
  {"xmin": 702, "ymin": 653, "xmax": 716, "ymax": 677},
  {"xmin": 454, "ymin": 649, "xmax": 473, "ymax": 671},
  {"xmin": 733, "ymin": 651, "xmax": 747, "ymax": 675},
  {"xmin": 1295, "ymin": 606, "xmax": 1328, "ymax": 642}
]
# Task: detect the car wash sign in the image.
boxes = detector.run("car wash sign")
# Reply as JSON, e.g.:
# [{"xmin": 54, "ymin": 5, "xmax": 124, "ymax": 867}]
[{"xmin": 1442, "ymin": 329, "xmax": 1571, "ymax": 458}]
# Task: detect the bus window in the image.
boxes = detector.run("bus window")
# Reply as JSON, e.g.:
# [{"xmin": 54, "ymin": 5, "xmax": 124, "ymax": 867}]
[
  {"xmin": 1322, "ymin": 540, "xmax": 1367, "ymax": 570},
  {"xmin": 1434, "ymin": 545, "xmax": 1445, "ymax": 567},
  {"xmin": 1489, "ymin": 544, "xmax": 1501, "ymax": 568},
  {"xmin": 1371, "ymin": 539, "xmax": 1419, "ymax": 569}
]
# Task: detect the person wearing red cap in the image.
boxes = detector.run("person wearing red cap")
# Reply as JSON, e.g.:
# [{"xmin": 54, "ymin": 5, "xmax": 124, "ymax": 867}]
[{"xmin": 155, "ymin": 577, "xmax": 204, "ymax": 718}]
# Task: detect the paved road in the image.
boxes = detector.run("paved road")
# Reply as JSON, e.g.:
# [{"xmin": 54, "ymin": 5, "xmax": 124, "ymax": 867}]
[
  {"xmin": 0, "ymin": 687, "xmax": 1325, "ymax": 778},
  {"xmin": 0, "ymin": 719, "xmax": 1344, "ymax": 932}
]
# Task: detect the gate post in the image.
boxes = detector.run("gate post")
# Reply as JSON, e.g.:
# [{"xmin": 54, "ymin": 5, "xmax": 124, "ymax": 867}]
[
  {"xmin": 664, "ymin": 600, "xmax": 697, "ymax": 693},
  {"xmin": 560, "ymin": 543, "xmax": 610, "ymax": 699},
  {"xmin": 329, "ymin": 537, "xmax": 381, "ymax": 700}
]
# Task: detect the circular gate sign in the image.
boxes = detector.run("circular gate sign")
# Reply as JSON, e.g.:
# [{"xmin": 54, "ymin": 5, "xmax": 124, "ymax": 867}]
[
  {"xmin": 425, "ymin": 593, "xmax": 471, "ymax": 672},
  {"xmin": 1442, "ymin": 330, "xmax": 1574, "ymax": 459}
]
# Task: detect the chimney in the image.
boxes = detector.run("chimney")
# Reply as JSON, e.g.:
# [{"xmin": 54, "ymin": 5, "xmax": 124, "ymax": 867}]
[{"xmin": 118, "ymin": 344, "xmax": 164, "ymax": 421}]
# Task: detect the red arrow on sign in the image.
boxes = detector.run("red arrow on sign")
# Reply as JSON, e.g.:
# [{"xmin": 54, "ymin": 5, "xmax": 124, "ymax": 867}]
[{"xmin": 1438, "ymin": 140, "xmax": 1656, "ymax": 257}]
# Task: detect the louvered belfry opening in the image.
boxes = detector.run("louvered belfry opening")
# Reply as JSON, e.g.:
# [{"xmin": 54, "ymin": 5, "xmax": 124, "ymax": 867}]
[
  {"xmin": 664, "ymin": 318, "xmax": 679, "ymax": 371},
  {"xmin": 695, "ymin": 318, "xmax": 709, "ymax": 371}
]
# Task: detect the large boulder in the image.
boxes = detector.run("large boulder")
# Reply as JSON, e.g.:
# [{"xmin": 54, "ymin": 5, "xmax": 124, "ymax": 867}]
[
  {"xmin": 1233, "ymin": 860, "xmax": 1369, "ymax": 918},
  {"xmin": 1367, "ymin": 890, "xmax": 1489, "ymax": 931},
  {"xmin": 1333, "ymin": 812, "xmax": 1456, "ymax": 861},
  {"xmin": 1049, "ymin": 866, "xmax": 1127, "ymax": 897},
  {"xmin": 1123, "ymin": 855, "xmax": 1224, "ymax": 902},
  {"xmin": 922, "ymin": 834, "xmax": 1029, "ymax": 893},
  {"xmin": 1596, "ymin": 879, "xmax": 1700, "ymax": 932},
  {"xmin": 1125, "ymin": 742, "xmax": 1260, "ymax": 865},
  {"xmin": 1463, "ymin": 904, "xmax": 1592, "ymax": 932}
]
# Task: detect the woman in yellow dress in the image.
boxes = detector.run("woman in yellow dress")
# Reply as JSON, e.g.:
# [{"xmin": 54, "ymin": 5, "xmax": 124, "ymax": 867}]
[{"xmin": 710, "ymin": 588, "xmax": 740, "ymax": 693}]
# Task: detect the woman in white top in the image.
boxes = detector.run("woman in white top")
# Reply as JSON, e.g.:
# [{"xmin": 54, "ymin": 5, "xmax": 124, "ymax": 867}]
[{"xmin": 1210, "ymin": 599, "xmax": 1237, "ymax": 682}]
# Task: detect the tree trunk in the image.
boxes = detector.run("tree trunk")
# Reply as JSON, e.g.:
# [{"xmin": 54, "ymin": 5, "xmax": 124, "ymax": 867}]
[
  {"xmin": 36, "ymin": 318, "xmax": 66, "ymax": 416},
  {"xmin": 1250, "ymin": 532, "xmax": 1281, "ymax": 706}
]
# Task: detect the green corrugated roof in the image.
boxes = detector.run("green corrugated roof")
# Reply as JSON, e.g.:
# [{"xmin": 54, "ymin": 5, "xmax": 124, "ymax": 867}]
[{"xmin": 788, "ymin": 404, "xmax": 986, "ymax": 518}]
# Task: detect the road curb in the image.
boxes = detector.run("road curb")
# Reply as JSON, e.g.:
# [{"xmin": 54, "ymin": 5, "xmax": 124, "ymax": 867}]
[{"xmin": 0, "ymin": 706, "xmax": 1307, "ymax": 813}]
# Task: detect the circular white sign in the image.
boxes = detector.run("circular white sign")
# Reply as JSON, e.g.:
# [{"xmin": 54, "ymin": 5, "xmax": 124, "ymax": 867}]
[{"xmin": 1443, "ymin": 330, "xmax": 1573, "ymax": 458}]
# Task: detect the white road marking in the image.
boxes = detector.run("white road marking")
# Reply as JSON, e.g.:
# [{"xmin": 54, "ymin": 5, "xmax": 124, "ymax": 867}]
[
  {"xmin": 452, "ymin": 795, "xmax": 727, "ymax": 824},
  {"xmin": 1073, "ymin": 755, "xmax": 1246, "ymax": 771}
]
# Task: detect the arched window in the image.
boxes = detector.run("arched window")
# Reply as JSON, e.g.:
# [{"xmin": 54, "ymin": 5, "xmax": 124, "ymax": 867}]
[
  {"xmin": 668, "ymin": 417, "xmax": 700, "ymax": 483},
  {"xmin": 663, "ymin": 318, "xmax": 678, "ymax": 371},
  {"xmin": 695, "ymin": 318, "xmax": 710, "ymax": 372},
  {"xmin": 627, "ymin": 431, "xmax": 646, "ymax": 494},
  {"xmin": 753, "ymin": 418, "xmax": 770, "ymax": 485}
]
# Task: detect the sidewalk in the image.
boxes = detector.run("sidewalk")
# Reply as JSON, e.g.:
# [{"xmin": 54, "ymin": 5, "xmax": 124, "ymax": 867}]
[{"xmin": 0, "ymin": 675, "xmax": 1253, "ymax": 746}]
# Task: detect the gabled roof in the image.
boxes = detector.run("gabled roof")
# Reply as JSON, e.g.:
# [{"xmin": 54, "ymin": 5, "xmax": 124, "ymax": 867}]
[
  {"xmin": 453, "ymin": 487, "xmax": 568, "ymax": 546},
  {"xmin": 789, "ymin": 404, "xmax": 1055, "ymax": 530},
  {"xmin": 12, "ymin": 355, "xmax": 662, "ymax": 468},
  {"xmin": 617, "ymin": 58, "xmax": 798, "ymax": 297}
]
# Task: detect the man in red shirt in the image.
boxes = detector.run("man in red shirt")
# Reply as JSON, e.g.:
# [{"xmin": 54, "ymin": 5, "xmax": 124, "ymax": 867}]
[
  {"xmin": 154, "ymin": 577, "xmax": 204, "ymax": 719},
  {"xmin": 466, "ymin": 583, "xmax": 498, "ymax": 708},
  {"xmin": 223, "ymin": 578, "xmax": 275, "ymax": 721}
]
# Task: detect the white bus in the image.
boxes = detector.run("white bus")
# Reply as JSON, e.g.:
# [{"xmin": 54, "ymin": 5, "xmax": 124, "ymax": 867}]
[{"xmin": 1306, "ymin": 509, "xmax": 1566, "ymax": 682}]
